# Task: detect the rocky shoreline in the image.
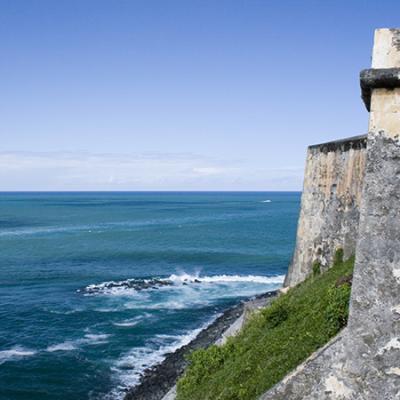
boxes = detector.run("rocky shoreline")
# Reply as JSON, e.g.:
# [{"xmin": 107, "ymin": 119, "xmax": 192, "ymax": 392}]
[{"xmin": 124, "ymin": 290, "xmax": 278, "ymax": 400}]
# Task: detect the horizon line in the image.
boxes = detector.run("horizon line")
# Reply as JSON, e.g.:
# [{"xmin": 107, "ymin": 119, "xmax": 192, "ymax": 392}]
[{"xmin": 0, "ymin": 190, "xmax": 302, "ymax": 193}]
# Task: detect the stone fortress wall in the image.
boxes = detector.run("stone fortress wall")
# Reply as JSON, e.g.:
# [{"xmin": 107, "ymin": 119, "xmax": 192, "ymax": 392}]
[
  {"xmin": 284, "ymin": 135, "xmax": 367, "ymax": 287},
  {"xmin": 260, "ymin": 28, "xmax": 400, "ymax": 400}
]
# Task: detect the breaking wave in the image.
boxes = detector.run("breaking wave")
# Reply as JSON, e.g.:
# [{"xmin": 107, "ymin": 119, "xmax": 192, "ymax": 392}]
[
  {"xmin": 80, "ymin": 278, "xmax": 173, "ymax": 295},
  {"xmin": 46, "ymin": 333, "xmax": 111, "ymax": 353},
  {"xmin": 165, "ymin": 273, "xmax": 284, "ymax": 285},
  {"xmin": 46, "ymin": 342, "xmax": 77, "ymax": 352},
  {"xmin": 109, "ymin": 318, "xmax": 216, "ymax": 398},
  {"xmin": 0, "ymin": 346, "xmax": 37, "ymax": 365},
  {"xmin": 112, "ymin": 314, "xmax": 152, "ymax": 327},
  {"xmin": 80, "ymin": 273, "xmax": 284, "ymax": 296}
]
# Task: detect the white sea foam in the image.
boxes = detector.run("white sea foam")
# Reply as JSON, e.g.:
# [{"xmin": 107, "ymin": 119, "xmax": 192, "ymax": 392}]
[
  {"xmin": 261, "ymin": 199, "xmax": 272, "ymax": 203},
  {"xmin": 45, "ymin": 307, "xmax": 84, "ymax": 315},
  {"xmin": 95, "ymin": 307, "xmax": 122, "ymax": 313},
  {"xmin": 84, "ymin": 273, "xmax": 284, "ymax": 297},
  {"xmin": 113, "ymin": 320, "xmax": 140, "ymax": 327},
  {"xmin": 84, "ymin": 273, "xmax": 284, "ymax": 314},
  {"xmin": 46, "ymin": 342, "xmax": 77, "ymax": 352},
  {"xmin": 113, "ymin": 314, "xmax": 151, "ymax": 327},
  {"xmin": 90, "ymin": 287, "xmax": 144, "ymax": 297},
  {"xmin": 0, "ymin": 224, "xmax": 96, "ymax": 238},
  {"xmin": 111, "ymin": 318, "xmax": 216, "ymax": 394},
  {"xmin": 0, "ymin": 346, "xmax": 37, "ymax": 364},
  {"xmin": 46, "ymin": 333, "xmax": 111, "ymax": 353},
  {"xmin": 165, "ymin": 273, "xmax": 285, "ymax": 285},
  {"xmin": 83, "ymin": 333, "xmax": 110, "ymax": 344},
  {"xmin": 127, "ymin": 299, "xmax": 194, "ymax": 310},
  {"xmin": 81, "ymin": 279, "xmax": 161, "ymax": 297}
]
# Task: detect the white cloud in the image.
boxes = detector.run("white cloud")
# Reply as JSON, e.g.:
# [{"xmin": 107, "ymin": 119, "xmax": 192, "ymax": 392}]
[{"xmin": 0, "ymin": 151, "xmax": 303, "ymax": 191}]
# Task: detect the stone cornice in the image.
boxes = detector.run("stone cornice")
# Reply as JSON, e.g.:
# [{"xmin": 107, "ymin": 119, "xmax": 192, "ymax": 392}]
[
  {"xmin": 308, "ymin": 134, "xmax": 367, "ymax": 153},
  {"xmin": 360, "ymin": 67, "xmax": 400, "ymax": 111}
]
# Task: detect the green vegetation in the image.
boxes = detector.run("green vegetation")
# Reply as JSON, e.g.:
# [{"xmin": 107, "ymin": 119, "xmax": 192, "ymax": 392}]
[
  {"xmin": 333, "ymin": 248, "xmax": 344, "ymax": 266},
  {"xmin": 312, "ymin": 260, "xmax": 321, "ymax": 277},
  {"xmin": 176, "ymin": 256, "xmax": 354, "ymax": 400}
]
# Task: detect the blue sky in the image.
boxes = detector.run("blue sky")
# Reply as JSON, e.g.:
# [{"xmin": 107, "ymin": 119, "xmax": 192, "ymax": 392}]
[{"xmin": 1, "ymin": 0, "xmax": 399, "ymax": 190}]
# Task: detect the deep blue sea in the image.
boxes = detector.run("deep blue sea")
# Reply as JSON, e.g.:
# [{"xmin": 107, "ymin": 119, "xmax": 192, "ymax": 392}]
[{"xmin": 0, "ymin": 192, "xmax": 300, "ymax": 400}]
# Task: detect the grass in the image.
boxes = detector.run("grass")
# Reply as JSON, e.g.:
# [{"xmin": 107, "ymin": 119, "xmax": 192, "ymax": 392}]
[{"xmin": 176, "ymin": 253, "xmax": 354, "ymax": 400}]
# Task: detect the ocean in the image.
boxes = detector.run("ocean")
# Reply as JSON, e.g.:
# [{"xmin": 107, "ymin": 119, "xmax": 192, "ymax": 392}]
[{"xmin": 0, "ymin": 192, "xmax": 300, "ymax": 400}]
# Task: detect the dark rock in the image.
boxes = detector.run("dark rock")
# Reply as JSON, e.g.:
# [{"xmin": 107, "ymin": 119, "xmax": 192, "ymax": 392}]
[{"xmin": 335, "ymin": 274, "xmax": 353, "ymax": 287}]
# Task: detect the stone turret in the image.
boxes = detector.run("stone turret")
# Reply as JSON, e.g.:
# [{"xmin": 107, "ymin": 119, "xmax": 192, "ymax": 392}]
[{"xmin": 361, "ymin": 28, "xmax": 400, "ymax": 135}]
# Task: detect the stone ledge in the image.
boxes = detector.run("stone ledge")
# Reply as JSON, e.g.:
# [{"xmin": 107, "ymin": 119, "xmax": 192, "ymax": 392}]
[
  {"xmin": 308, "ymin": 135, "xmax": 367, "ymax": 153},
  {"xmin": 360, "ymin": 68, "xmax": 400, "ymax": 111}
]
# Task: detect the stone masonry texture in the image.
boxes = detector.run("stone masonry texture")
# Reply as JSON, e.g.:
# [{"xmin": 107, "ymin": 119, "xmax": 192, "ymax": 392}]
[
  {"xmin": 261, "ymin": 132, "xmax": 400, "ymax": 400},
  {"xmin": 284, "ymin": 136, "xmax": 367, "ymax": 287}
]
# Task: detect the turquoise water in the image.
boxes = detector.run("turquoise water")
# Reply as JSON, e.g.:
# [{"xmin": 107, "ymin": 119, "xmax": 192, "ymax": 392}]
[{"xmin": 0, "ymin": 192, "xmax": 300, "ymax": 400}]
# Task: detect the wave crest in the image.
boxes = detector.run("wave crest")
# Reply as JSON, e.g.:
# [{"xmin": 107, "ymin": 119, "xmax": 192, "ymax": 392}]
[
  {"xmin": 80, "ymin": 273, "xmax": 284, "ymax": 297},
  {"xmin": 80, "ymin": 278, "xmax": 172, "ymax": 295},
  {"xmin": 46, "ymin": 333, "xmax": 111, "ymax": 353},
  {"xmin": 0, "ymin": 346, "xmax": 37, "ymax": 365},
  {"xmin": 165, "ymin": 273, "xmax": 285, "ymax": 285},
  {"xmin": 111, "ymin": 318, "xmax": 215, "ymax": 393}
]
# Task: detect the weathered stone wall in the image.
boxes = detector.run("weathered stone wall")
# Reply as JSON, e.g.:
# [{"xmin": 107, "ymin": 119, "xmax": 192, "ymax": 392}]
[
  {"xmin": 284, "ymin": 136, "xmax": 367, "ymax": 287},
  {"xmin": 261, "ymin": 132, "xmax": 400, "ymax": 400},
  {"xmin": 261, "ymin": 28, "xmax": 400, "ymax": 400}
]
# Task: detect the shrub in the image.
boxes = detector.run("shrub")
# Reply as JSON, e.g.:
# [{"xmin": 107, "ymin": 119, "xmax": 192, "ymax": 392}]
[
  {"xmin": 333, "ymin": 248, "xmax": 344, "ymax": 266},
  {"xmin": 178, "ymin": 345, "xmax": 231, "ymax": 395},
  {"xmin": 263, "ymin": 301, "xmax": 289, "ymax": 328},
  {"xmin": 312, "ymin": 260, "xmax": 321, "ymax": 277},
  {"xmin": 325, "ymin": 279, "xmax": 351, "ymax": 336}
]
